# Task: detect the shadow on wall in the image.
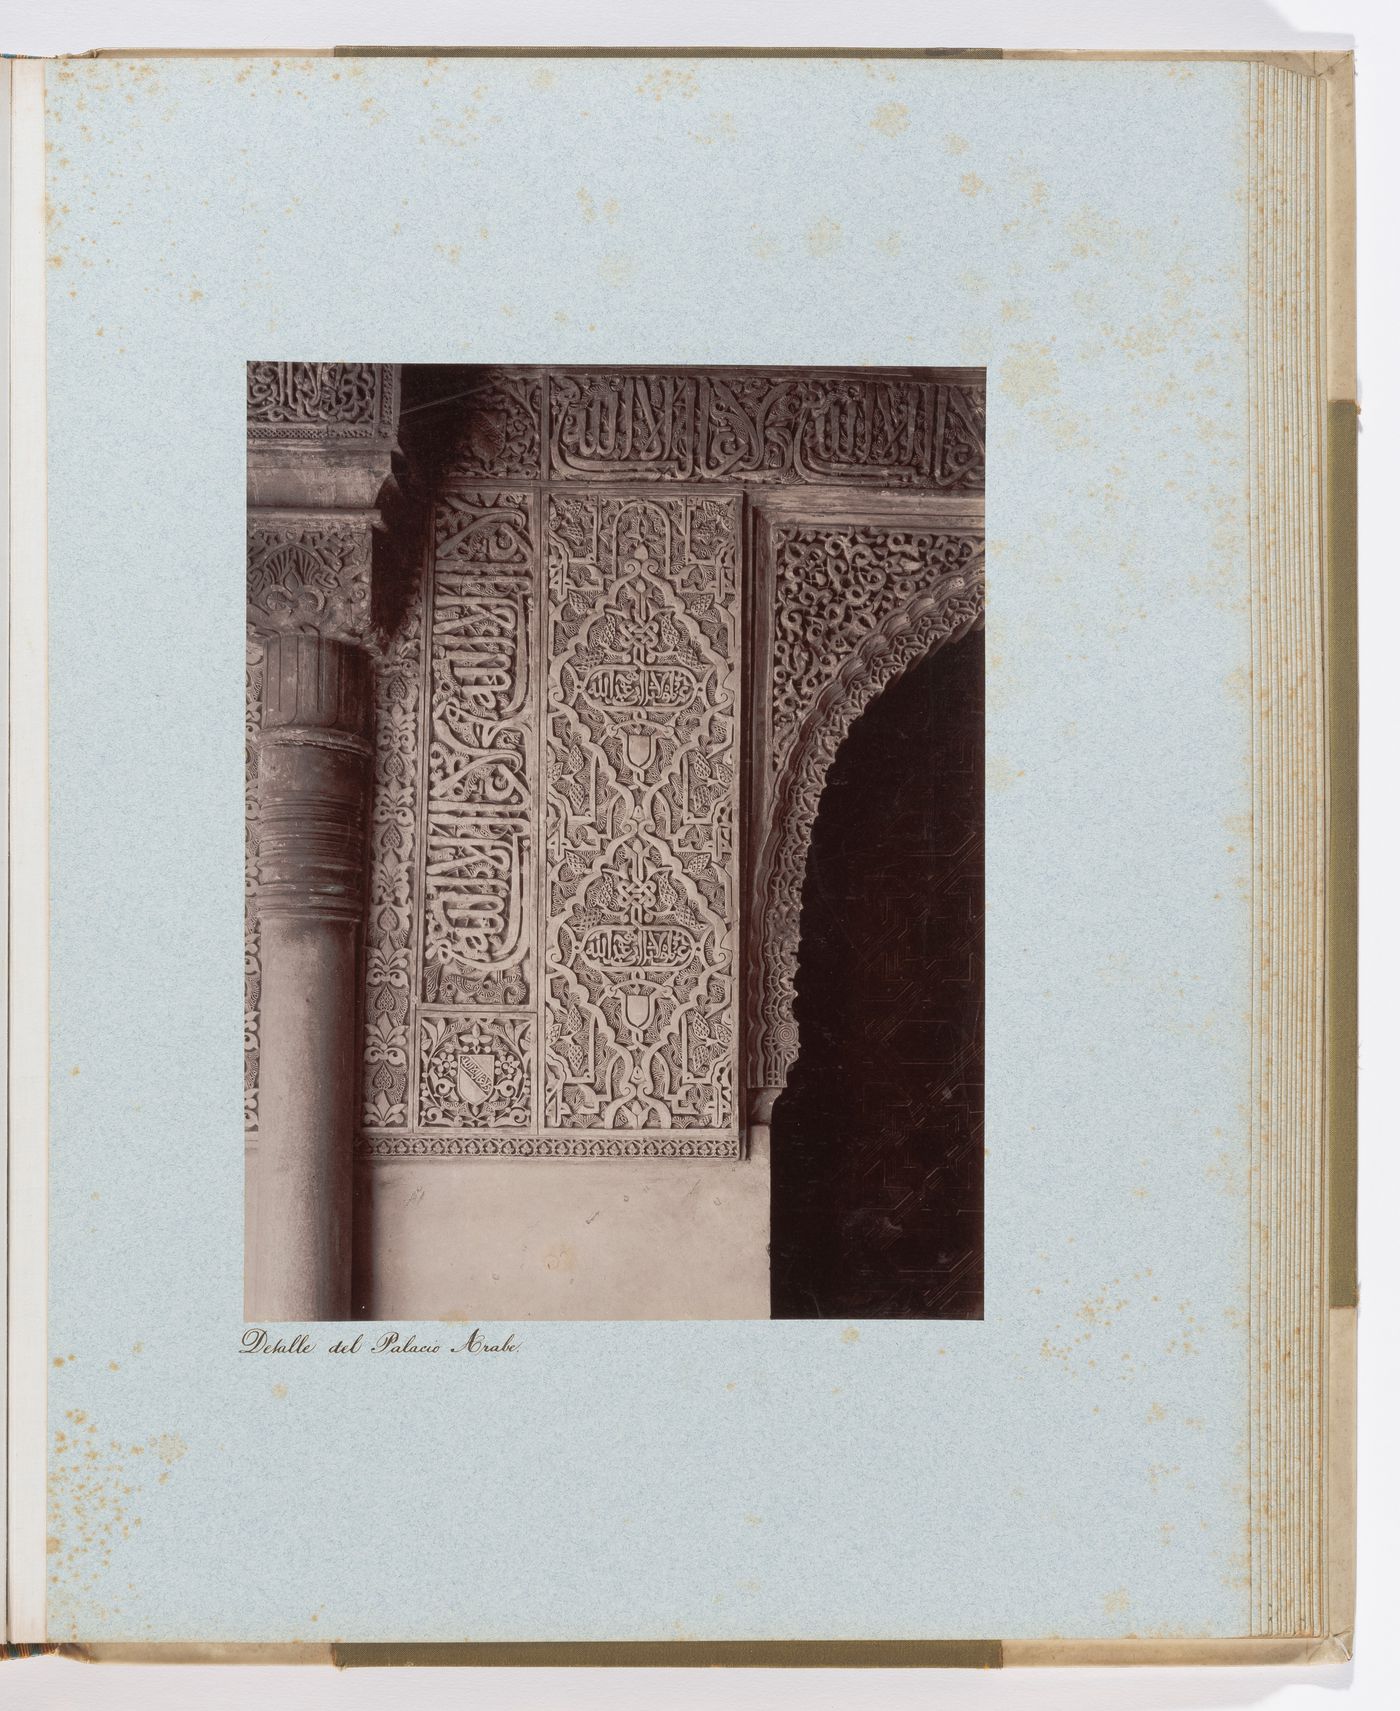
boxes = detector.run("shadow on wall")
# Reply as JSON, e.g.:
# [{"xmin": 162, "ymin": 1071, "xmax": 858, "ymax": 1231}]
[{"xmin": 770, "ymin": 628, "xmax": 985, "ymax": 1320}]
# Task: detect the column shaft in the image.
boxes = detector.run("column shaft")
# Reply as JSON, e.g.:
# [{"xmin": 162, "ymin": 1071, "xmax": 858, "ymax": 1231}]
[{"xmin": 250, "ymin": 634, "xmax": 372, "ymax": 1321}]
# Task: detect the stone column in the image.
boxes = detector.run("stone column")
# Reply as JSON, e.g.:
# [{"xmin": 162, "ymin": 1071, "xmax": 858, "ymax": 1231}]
[
  {"xmin": 747, "ymin": 1085, "xmax": 782, "ymax": 1163},
  {"xmin": 244, "ymin": 362, "xmax": 404, "ymax": 1320},
  {"xmin": 251, "ymin": 635, "xmax": 372, "ymax": 1319}
]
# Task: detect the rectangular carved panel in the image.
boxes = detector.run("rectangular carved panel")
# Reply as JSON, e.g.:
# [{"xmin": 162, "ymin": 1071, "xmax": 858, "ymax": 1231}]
[
  {"xmin": 548, "ymin": 371, "xmax": 984, "ymax": 489},
  {"xmin": 360, "ymin": 578, "xmax": 424, "ymax": 1131},
  {"xmin": 543, "ymin": 494, "xmax": 741, "ymax": 1150},
  {"xmin": 418, "ymin": 367, "xmax": 984, "ymax": 488},
  {"xmin": 419, "ymin": 1013, "xmax": 534, "ymax": 1131},
  {"xmin": 360, "ymin": 486, "xmax": 743, "ymax": 1160},
  {"xmin": 247, "ymin": 362, "xmax": 398, "ymax": 442},
  {"xmin": 245, "ymin": 641, "xmax": 263, "ymax": 1132},
  {"xmin": 420, "ymin": 490, "xmax": 537, "ymax": 1012}
]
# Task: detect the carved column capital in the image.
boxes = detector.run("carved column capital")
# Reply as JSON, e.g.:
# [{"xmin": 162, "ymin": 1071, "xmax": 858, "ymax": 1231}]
[
  {"xmin": 246, "ymin": 360, "xmax": 403, "ymax": 648},
  {"xmin": 247, "ymin": 514, "xmax": 376, "ymax": 646}
]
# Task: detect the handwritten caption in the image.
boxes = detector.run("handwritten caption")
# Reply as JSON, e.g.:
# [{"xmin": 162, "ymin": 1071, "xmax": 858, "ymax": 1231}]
[{"xmin": 241, "ymin": 1327, "xmax": 521, "ymax": 1357}]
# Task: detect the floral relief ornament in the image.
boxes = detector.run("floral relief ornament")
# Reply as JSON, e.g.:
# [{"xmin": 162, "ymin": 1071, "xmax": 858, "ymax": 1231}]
[
  {"xmin": 419, "ymin": 1014, "xmax": 532, "ymax": 1130},
  {"xmin": 246, "ymin": 523, "xmax": 373, "ymax": 643}
]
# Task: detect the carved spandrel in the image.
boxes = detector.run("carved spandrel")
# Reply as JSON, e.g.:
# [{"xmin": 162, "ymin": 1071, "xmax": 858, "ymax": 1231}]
[
  {"xmin": 749, "ymin": 526, "xmax": 985, "ymax": 1093},
  {"xmin": 438, "ymin": 371, "xmax": 544, "ymax": 481},
  {"xmin": 768, "ymin": 522, "xmax": 982, "ymax": 780},
  {"xmin": 545, "ymin": 493, "xmax": 740, "ymax": 1139},
  {"xmin": 549, "ymin": 372, "xmax": 985, "ymax": 489}
]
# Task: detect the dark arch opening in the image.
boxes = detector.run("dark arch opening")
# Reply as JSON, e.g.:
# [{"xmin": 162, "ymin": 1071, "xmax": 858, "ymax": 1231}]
[{"xmin": 770, "ymin": 628, "xmax": 984, "ymax": 1319}]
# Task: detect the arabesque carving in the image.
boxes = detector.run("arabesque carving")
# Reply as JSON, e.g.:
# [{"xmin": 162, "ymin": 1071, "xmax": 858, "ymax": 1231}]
[
  {"xmin": 358, "ymin": 483, "xmax": 745, "ymax": 1158},
  {"xmin": 247, "ymin": 362, "xmax": 396, "ymax": 440},
  {"xmin": 769, "ymin": 523, "xmax": 982, "ymax": 779},
  {"xmin": 324, "ymin": 365, "xmax": 986, "ymax": 1164},
  {"xmin": 544, "ymin": 493, "xmax": 740, "ymax": 1147},
  {"xmin": 360, "ymin": 592, "xmax": 423, "ymax": 1130},
  {"xmin": 439, "ymin": 371, "xmax": 544, "ymax": 481},
  {"xmin": 549, "ymin": 371, "xmax": 984, "ymax": 489},
  {"xmin": 359, "ymin": 1131, "xmax": 739, "ymax": 1160},
  {"xmin": 419, "ymin": 1013, "xmax": 534, "ymax": 1130},
  {"xmin": 247, "ymin": 517, "xmax": 375, "ymax": 644},
  {"xmin": 749, "ymin": 541, "xmax": 985, "ymax": 1092},
  {"xmin": 245, "ymin": 640, "xmax": 263, "ymax": 1132}
]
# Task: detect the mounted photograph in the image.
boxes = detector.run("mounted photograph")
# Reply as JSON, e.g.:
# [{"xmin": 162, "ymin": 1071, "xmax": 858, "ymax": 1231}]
[{"xmin": 244, "ymin": 362, "xmax": 986, "ymax": 1322}]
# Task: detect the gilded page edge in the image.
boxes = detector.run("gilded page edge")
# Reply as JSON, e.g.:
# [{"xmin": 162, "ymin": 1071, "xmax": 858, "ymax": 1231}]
[{"xmin": 1321, "ymin": 47, "xmax": 1358, "ymax": 1658}]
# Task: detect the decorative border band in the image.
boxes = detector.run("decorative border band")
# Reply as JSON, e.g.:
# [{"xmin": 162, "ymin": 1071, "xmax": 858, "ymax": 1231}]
[{"xmin": 359, "ymin": 1132, "xmax": 743, "ymax": 1161}]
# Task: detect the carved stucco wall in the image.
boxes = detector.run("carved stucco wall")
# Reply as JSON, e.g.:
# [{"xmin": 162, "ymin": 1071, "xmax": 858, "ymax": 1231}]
[
  {"xmin": 748, "ymin": 510, "xmax": 986, "ymax": 1097},
  {"xmin": 361, "ymin": 485, "xmax": 743, "ymax": 1161},
  {"xmin": 248, "ymin": 365, "xmax": 985, "ymax": 1319}
]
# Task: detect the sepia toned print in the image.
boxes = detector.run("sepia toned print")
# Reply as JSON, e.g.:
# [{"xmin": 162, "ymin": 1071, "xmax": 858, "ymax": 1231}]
[{"xmin": 245, "ymin": 363, "xmax": 985, "ymax": 1322}]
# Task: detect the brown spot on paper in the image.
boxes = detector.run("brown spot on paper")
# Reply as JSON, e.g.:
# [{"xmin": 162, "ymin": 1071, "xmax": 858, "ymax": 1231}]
[
  {"xmin": 598, "ymin": 254, "xmax": 637, "ymax": 288},
  {"xmin": 48, "ymin": 1409, "xmax": 185, "ymax": 1638},
  {"xmin": 1002, "ymin": 345, "xmax": 1060, "ymax": 406},
  {"xmin": 871, "ymin": 102, "xmax": 910, "ymax": 138},
  {"xmin": 806, "ymin": 217, "xmax": 842, "ymax": 258}
]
